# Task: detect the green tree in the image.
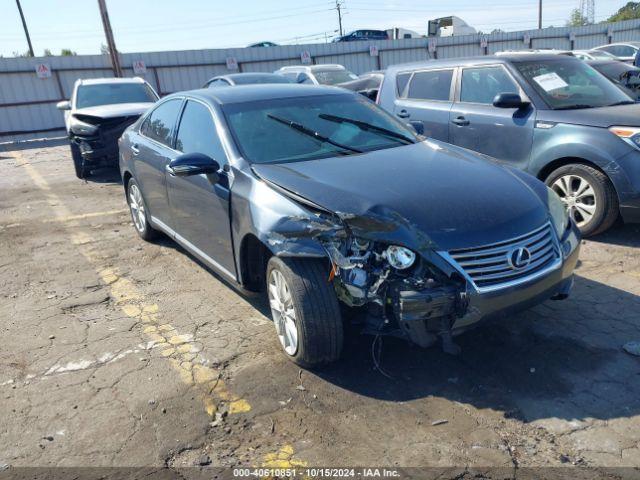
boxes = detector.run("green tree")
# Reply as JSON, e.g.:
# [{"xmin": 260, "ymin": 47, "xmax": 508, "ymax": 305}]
[
  {"xmin": 567, "ymin": 8, "xmax": 590, "ymax": 26},
  {"xmin": 607, "ymin": 2, "xmax": 640, "ymax": 21},
  {"xmin": 43, "ymin": 48, "xmax": 53, "ymax": 56},
  {"xmin": 60, "ymin": 49, "xmax": 77, "ymax": 56}
]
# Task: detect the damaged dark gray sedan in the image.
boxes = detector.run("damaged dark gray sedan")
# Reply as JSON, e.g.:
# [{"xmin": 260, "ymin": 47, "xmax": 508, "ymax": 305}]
[{"xmin": 119, "ymin": 85, "xmax": 580, "ymax": 367}]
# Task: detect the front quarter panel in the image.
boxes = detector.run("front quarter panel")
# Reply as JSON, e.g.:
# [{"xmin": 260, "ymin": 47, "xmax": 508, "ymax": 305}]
[{"xmin": 529, "ymin": 123, "xmax": 637, "ymax": 200}]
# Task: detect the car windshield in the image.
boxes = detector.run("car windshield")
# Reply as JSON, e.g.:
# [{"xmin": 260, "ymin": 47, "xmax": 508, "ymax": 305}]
[
  {"xmin": 75, "ymin": 83, "xmax": 157, "ymax": 108},
  {"xmin": 313, "ymin": 69, "xmax": 358, "ymax": 85},
  {"xmin": 515, "ymin": 59, "xmax": 633, "ymax": 109},
  {"xmin": 223, "ymin": 93, "xmax": 418, "ymax": 164}
]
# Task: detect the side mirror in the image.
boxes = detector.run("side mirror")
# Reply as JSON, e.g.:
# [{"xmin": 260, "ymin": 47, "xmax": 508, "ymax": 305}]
[
  {"xmin": 409, "ymin": 121, "xmax": 424, "ymax": 136},
  {"xmin": 493, "ymin": 92, "xmax": 529, "ymax": 109},
  {"xmin": 56, "ymin": 100, "xmax": 71, "ymax": 111},
  {"xmin": 168, "ymin": 152, "xmax": 220, "ymax": 180},
  {"xmin": 296, "ymin": 73, "xmax": 308, "ymax": 84}
]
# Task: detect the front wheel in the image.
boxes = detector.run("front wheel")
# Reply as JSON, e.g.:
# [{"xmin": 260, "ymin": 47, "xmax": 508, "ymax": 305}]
[
  {"xmin": 546, "ymin": 164, "xmax": 618, "ymax": 237},
  {"xmin": 266, "ymin": 257, "xmax": 343, "ymax": 367},
  {"xmin": 70, "ymin": 142, "xmax": 88, "ymax": 179}
]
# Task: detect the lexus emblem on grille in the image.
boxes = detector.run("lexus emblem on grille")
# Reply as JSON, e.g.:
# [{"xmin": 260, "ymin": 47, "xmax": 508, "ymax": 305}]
[{"xmin": 508, "ymin": 247, "xmax": 532, "ymax": 270}]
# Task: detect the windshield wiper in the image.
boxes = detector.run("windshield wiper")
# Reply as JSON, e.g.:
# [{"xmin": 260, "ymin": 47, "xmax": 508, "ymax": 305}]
[
  {"xmin": 553, "ymin": 104, "xmax": 595, "ymax": 110},
  {"xmin": 267, "ymin": 114, "xmax": 362, "ymax": 154},
  {"xmin": 318, "ymin": 113, "xmax": 416, "ymax": 144},
  {"xmin": 607, "ymin": 100, "xmax": 636, "ymax": 106}
]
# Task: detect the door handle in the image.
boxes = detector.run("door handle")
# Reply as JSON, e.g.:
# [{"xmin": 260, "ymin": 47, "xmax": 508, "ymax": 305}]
[
  {"xmin": 396, "ymin": 110, "xmax": 410, "ymax": 119},
  {"xmin": 451, "ymin": 116, "xmax": 470, "ymax": 126},
  {"xmin": 131, "ymin": 143, "xmax": 140, "ymax": 155}
]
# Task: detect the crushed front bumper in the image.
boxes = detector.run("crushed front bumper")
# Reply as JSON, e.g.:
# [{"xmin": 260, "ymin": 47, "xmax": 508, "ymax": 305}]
[
  {"xmin": 70, "ymin": 117, "xmax": 139, "ymax": 168},
  {"xmin": 391, "ymin": 222, "xmax": 580, "ymax": 345}
]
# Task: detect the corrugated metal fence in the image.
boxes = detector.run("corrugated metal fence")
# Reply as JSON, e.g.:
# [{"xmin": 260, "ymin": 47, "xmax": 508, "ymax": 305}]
[{"xmin": 2, "ymin": 18, "xmax": 640, "ymax": 143}]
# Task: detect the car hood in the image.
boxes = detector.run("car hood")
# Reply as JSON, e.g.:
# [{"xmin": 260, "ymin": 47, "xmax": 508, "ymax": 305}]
[
  {"xmin": 538, "ymin": 102, "xmax": 640, "ymax": 128},
  {"xmin": 73, "ymin": 102, "xmax": 154, "ymax": 119},
  {"xmin": 252, "ymin": 140, "xmax": 550, "ymax": 252}
]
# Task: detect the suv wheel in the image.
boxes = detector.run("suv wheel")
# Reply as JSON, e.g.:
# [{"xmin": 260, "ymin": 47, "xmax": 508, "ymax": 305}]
[
  {"xmin": 70, "ymin": 142, "xmax": 88, "ymax": 179},
  {"xmin": 126, "ymin": 178, "xmax": 159, "ymax": 241},
  {"xmin": 266, "ymin": 257, "xmax": 343, "ymax": 367},
  {"xmin": 546, "ymin": 164, "xmax": 618, "ymax": 236}
]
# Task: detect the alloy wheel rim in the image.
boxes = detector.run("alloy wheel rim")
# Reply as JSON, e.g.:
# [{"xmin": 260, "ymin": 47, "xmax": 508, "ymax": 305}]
[
  {"xmin": 268, "ymin": 269, "xmax": 298, "ymax": 356},
  {"xmin": 551, "ymin": 174, "xmax": 596, "ymax": 228},
  {"xmin": 128, "ymin": 184, "xmax": 146, "ymax": 233}
]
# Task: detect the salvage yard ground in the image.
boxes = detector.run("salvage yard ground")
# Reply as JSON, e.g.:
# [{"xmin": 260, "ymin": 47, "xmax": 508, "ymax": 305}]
[{"xmin": 1, "ymin": 144, "xmax": 640, "ymax": 472}]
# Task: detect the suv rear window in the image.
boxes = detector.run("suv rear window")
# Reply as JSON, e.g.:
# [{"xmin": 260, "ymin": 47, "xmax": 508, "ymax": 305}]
[{"xmin": 406, "ymin": 70, "xmax": 453, "ymax": 101}]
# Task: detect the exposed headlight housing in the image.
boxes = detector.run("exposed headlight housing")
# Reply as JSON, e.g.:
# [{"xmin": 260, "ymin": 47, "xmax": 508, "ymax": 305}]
[
  {"xmin": 70, "ymin": 116, "xmax": 99, "ymax": 136},
  {"xmin": 547, "ymin": 186, "xmax": 569, "ymax": 237},
  {"xmin": 609, "ymin": 126, "xmax": 640, "ymax": 150},
  {"xmin": 384, "ymin": 245, "xmax": 416, "ymax": 270}
]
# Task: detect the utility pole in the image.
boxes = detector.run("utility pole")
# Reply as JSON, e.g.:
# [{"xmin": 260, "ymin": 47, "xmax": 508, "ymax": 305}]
[
  {"xmin": 15, "ymin": 0, "xmax": 34, "ymax": 57},
  {"xmin": 538, "ymin": 0, "xmax": 542, "ymax": 29},
  {"xmin": 97, "ymin": 0, "xmax": 123, "ymax": 77},
  {"xmin": 335, "ymin": 0, "xmax": 344, "ymax": 37}
]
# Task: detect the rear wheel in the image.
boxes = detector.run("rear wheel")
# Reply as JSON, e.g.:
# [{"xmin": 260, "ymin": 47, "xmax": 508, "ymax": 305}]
[
  {"xmin": 546, "ymin": 164, "xmax": 618, "ymax": 236},
  {"xmin": 70, "ymin": 142, "xmax": 88, "ymax": 179},
  {"xmin": 266, "ymin": 257, "xmax": 343, "ymax": 367},
  {"xmin": 126, "ymin": 177, "xmax": 159, "ymax": 241}
]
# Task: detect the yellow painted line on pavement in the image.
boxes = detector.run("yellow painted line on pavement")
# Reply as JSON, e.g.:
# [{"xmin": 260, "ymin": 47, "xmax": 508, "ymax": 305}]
[
  {"xmin": 262, "ymin": 444, "xmax": 308, "ymax": 469},
  {"xmin": 16, "ymin": 152, "xmax": 250, "ymax": 416},
  {"xmin": 43, "ymin": 208, "xmax": 128, "ymax": 223}
]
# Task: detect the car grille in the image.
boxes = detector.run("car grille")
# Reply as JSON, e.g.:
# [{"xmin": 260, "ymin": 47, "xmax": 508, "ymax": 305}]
[{"xmin": 447, "ymin": 223, "xmax": 560, "ymax": 292}]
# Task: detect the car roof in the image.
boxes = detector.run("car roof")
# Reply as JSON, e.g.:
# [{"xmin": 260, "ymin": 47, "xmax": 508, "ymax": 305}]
[
  {"xmin": 385, "ymin": 53, "xmax": 578, "ymax": 73},
  {"xmin": 216, "ymin": 72, "xmax": 286, "ymax": 81},
  {"xmin": 598, "ymin": 41, "xmax": 640, "ymax": 47},
  {"xmin": 78, "ymin": 77, "xmax": 146, "ymax": 86},
  {"xmin": 278, "ymin": 64, "xmax": 346, "ymax": 71},
  {"xmin": 171, "ymin": 84, "xmax": 350, "ymax": 105}
]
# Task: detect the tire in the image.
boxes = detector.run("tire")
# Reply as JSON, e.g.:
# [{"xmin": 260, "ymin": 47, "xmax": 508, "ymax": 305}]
[
  {"xmin": 70, "ymin": 142, "xmax": 88, "ymax": 179},
  {"xmin": 545, "ymin": 163, "xmax": 618, "ymax": 237},
  {"xmin": 266, "ymin": 256, "xmax": 343, "ymax": 367},
  {"xmin": 126, "ymin": 177, "xmax": 159, "ymax": 241}
]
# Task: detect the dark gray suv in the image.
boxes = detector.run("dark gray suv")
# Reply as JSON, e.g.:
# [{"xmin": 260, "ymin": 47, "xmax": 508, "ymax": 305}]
[{"xmin": 378, "ymin": 54, "xmax": 640, "ymax": 236}]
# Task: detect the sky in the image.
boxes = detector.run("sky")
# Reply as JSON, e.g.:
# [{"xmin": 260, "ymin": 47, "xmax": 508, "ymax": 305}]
[{"xmin": 0, "ymin": 0, "xmax": 631, "ymax": 57}]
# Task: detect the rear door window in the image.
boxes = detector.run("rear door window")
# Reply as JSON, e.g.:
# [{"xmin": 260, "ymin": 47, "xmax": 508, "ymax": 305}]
[
  {"xmin": 140, "ymin": 99, "xmax": 182, "ymax": 147},
  {"xmin": 406, "ymin": 69, "xmax": 454, "ymax": 101},
  {"xmin": 460, "ymin": 66, "xmax": 519, "ymax": 104}
]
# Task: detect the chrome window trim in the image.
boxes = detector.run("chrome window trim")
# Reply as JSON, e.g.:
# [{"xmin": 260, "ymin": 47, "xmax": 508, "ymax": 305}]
[{"xmin": 150, "ymin": 216, "xmax": 237, "ymax": 281}]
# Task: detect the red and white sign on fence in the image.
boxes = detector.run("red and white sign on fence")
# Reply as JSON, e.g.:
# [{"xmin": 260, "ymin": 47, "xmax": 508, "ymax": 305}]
[
  {"xmin": 369, "ymin": 45, "xmax": 379, "ymax": 57},
  {"xmin": 300, "ymin": 50, "xmax": 312, "ymax": 64},
  {"xmin": 428, "ymin": 38, "xmax": 437, "ymax": 53},
  {"xmin": 226, "ymin": 57, "xmax": 238, "ymax": 70},
  {"xmin": 132, "ymin": 60, "xmax": 146, "ymax": 74},
  {"xmin": 35, "ymin": 63, "xmax": 51, "ymax": 79}
]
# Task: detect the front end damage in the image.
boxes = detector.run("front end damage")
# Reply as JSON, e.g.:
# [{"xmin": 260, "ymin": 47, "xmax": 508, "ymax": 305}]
[
  {"xmin": 69, "ymin": 113, "xmax": 141, "ymax": 168},
  {"xmin": 266, "ymin": 207, "xmax": 473, "ymax": 352},
  {"xmin": 264, "ymin": 200, "xmax": 579, "ymax": 353}
]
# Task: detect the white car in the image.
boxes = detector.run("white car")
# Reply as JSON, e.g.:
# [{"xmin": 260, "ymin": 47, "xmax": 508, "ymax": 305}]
[
  {"xmin": 592, "ymin": 42, "xmax": 640, "ymax": 63},
  {"xmin": 274, "ymin": 64, "xmax": 358, "ymax": 86},
  {"xmin": 56, "ymin": 77, "xmax": 158, "ymax": 179},
  {"xmin": 572, "ymin": 49, "xmax": 618, "ymax": 61}
]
